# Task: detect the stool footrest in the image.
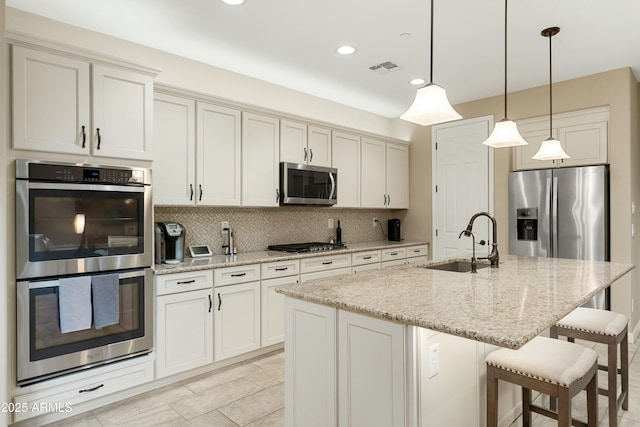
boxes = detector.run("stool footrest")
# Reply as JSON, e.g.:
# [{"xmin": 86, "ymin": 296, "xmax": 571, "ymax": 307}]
[{"xmin": 529, "ymin": 404, "xmax": 589, "ymax": 427}]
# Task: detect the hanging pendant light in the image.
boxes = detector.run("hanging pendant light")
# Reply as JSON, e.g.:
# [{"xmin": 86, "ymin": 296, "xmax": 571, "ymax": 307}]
[
  {"xmin": 482, "ymin": 0, "xmax": 527, "ymax": 148},
  {"xmin": 532, "ymin": 27, "xmax": 569, "ymax": 161},
  {"xmin": 400, "ymin": 0, "xmax": 462, "ymax": 126}
]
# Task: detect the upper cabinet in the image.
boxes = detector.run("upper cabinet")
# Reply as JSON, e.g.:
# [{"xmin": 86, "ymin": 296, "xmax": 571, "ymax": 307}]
[
  {"xmin": 12, "ymin": 45, "xmax": 155, "ymax": 160},
  {"xmin": 332, "ymin": 131, "xmax": 361, "ymax": 208},
  {"xmin": 513, "ymin": 107, "xmax": 609, "ymax": 170},
  {"xmin": 153, "ymin": 93, "xmax": 241, "ymax": 206},
  {"xmin": 280, "ymin": 120, "xmax": 332, "ymax": 167},
  {"xmin": 361, "ymin": 138, "xmax": 409, "ymax": 209},
  {"xmin": 242, "ymin": 112, "xmax": 280, "ymax": 207}
]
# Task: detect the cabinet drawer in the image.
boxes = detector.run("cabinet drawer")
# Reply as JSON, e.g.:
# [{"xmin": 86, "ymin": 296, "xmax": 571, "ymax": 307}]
[
  {"xmin": 353, "ymin": 263, "xmax": 381, "ymax": 274},
  {"xmin": 214, "ymin": 264, "xmax": 260, "ymax": 286},
  {"xmin": 406, "ymin": 256, "xmax": 428, "ymax": 265},
  {"xmin": 382, "ymin": 259, "xmax": 406, "ymax": 269},
  {"xmin": 155, "ymin": 270, "xmax": 213, "ymax": 295},
  {"xmin": 406, "ymin": 245, "xmax": 428, "ymax": 259},
  {"xmin": 351, "ymin": 250, "xmax": 382, "ymax": 266},
  {"xmin": 300, "ymin": 266, "xmax": 352, "ymax": 283},
  {"xmin": 381, "ymin": 248, "xmax": 406, "ymax": 262},
  {"xmin": 300, "ymin": 253, "xmax": 352, "ymax": 274},
  {"xmin": 13, "ymin": 354, "xmax": 154, "ymax": 422},
  {"xmin": 261, "ymin": 259, "xmax": 300, "ymax": 279}
]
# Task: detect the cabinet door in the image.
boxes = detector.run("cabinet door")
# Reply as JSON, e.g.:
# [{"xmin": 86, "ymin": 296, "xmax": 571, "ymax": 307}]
[
  {"xmin": 386, "ymin": 143, "xmax": 409, "ymax": 209},
  {"xmin": 262, "ymin": 275, "xmax": 298, "ymax": 347},
  {"xmin": 332, "ymin": 131, "xmax": 361, "ymax": 207},
  {"xmin": 308, "ymin": 126, "xmax": 332, "ymax": 167},
  {"xmin": 361, "ymin": 137, "xmax": 387, "ymax": 208},
  {"xmin": 559, "ymin": 120, "xmax": 608, "ymax": 167},
  {"xmin": 92, "ymin": 64, "xmax": 154, "ymax": 160},
  {"xmin": 280, "ymin": 119, "xmax": 307, "ymax": 164},
  {"xmin": 153, "ymin": 93, "xmax": 196, "ymax": 205},
  {"xmin": 197, "ymin": 102, "xmax": 242, "ymax": 206},
  {"xmin": 214, "ymin": 282, "xmax": 261, "ymax": 361},
  {"xmin": 242, "ymin": 112, "xmax": 280, "ymax": 206},
  {"xmin": 156, "ymin": 289, "xmax": 213, "ymax": 378},
  {"xmin": 514, "ymin": 128, "xmax": 557, "ymax": 170},
  {"xmin": 338, "ymin": 310, "xmax": 405, "ymax": 427},
  {"xmin": 12, "ymin": 46, "xmax": 91, "ymax": 155}
]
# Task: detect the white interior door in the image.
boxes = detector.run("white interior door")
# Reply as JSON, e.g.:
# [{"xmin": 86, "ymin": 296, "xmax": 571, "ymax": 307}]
[{"xmin": 432, "ymin": 117, "xmax": 493, "ymax": 259}]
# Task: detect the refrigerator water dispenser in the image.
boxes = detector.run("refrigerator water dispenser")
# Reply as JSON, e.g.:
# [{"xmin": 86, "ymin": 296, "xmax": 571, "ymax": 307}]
[{"xmin": 516, "ymin": 208, "xmax": 538, "ymax": 241}]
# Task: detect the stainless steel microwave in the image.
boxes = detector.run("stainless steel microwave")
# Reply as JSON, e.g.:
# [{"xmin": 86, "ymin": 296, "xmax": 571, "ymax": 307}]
[{"xmin": 279, "ymin": 162, "xmax": 337, "ymax": 206}]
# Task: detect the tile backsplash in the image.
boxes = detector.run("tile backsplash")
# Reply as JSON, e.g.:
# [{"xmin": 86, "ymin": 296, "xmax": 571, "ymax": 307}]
[{"xmin": 154, "ymin": 206, "xmax": 407, "ymax": 255}]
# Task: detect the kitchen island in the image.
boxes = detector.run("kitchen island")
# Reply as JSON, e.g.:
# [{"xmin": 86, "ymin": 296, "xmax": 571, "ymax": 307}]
[{"xmin": 276, "ymin": 255, "xmax": 634, "ymax": 427}]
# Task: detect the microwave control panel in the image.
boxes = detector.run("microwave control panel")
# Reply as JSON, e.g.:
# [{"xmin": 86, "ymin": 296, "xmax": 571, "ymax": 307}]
[{"xmin": 27, "ymin": 163, "xmax": 146, "ymax": 185}]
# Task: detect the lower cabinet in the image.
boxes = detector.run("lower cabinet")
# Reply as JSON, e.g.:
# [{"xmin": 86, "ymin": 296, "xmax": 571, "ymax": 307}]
[
  {"xmin": 262, "ymin": 275, "xmax": 298, "ymax": 346},
  {"xmin": 214, "ymin": 281, "xmax": 261, "ymax": 361},
  {"xmin": 155, "ymin": 288, "xmax": 213, "ymax": 378}
]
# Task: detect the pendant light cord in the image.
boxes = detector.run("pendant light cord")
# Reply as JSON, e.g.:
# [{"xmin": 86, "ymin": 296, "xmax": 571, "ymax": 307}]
[
  {"xmin": 429, "ymin": 0, "xmax": 434, "ymax": 84},
  {"xmin": 503, "ymin": 0, "xmax": 508, "ymax": 118},
  {"xmin": 548, "ymin": 31, "xmax": 553, "ymax": 137}
]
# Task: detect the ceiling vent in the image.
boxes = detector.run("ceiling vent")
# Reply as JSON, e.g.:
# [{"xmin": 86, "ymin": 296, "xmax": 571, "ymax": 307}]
[{"xmin": 369, "ymin": 61, "xmax": 400, "ymax": 75}]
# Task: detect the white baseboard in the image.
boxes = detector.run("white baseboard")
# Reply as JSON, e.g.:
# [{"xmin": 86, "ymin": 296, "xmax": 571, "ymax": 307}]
[{"xmin": 630, "ymin": 319, "xmax": 640, "ymax": 344}]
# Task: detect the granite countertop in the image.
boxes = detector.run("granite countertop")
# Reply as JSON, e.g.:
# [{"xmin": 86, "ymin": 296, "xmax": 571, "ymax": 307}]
[
  {"xmin": 153, "ymin": 240, "xmax": 428, "ymax": 275},
  {"xmin": 276, "ymin": 255, "xmax": 635, "ymax": 349}
]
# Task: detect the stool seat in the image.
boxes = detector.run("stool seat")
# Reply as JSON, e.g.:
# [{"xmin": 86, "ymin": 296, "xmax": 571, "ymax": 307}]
[
  {"xmin": 556, "ymin": 307, "xmax": 628, "ymax": 337},
  {"xmin": 486, "ymin": 336, "xmax": 598, "ymax": 387}
]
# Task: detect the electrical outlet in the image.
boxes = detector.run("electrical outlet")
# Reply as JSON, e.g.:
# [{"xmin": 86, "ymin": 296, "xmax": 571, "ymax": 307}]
[
  {"xmin": 328, "ymin": 218, "xmax": 334, "ymax": 229},
  {"xmin": 428, "ymin": 343, "xmax": 440, "ymax": 378},
  {"xmin": 373, "ymin": 217, "xmax": 378, "ymax": 227},
  {"xmin": 221, "ymin": 221, "xmax": 229, "ymax": 231}
]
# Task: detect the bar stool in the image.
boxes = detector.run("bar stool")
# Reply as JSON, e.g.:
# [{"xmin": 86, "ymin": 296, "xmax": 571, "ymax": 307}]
[
  {"xmin": 486, "ymin": 336, "xmax": 598, "ymax": 427},
  {"xmin": 550, "ymin": 307, "xmax": 629, "ymax": 427}
]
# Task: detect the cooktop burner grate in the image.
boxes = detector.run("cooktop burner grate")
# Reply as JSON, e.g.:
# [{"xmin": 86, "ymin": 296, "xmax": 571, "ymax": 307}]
[{"xmin": 267, "ymin": 242, "xmax": 347, "ymax": 253}]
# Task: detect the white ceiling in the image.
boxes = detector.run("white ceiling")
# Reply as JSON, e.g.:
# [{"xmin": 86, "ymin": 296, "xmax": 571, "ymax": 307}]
[{"xmin": 7, "ymin": 0, "xmax": 640, "ymax": 118}]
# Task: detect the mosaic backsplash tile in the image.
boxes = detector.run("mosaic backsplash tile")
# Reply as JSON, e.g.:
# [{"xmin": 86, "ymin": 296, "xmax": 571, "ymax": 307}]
[{"xmin": 154, "ymin": 206, "xmax": 407, "ymax": 255}]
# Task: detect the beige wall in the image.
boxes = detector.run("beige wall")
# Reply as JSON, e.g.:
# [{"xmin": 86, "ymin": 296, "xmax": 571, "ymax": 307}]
[
  {"xmin": 1, "ymin": 1, "xmax": 8, "ymax": 425},
  {"xmin": 402, "ymin": 68, "xmax": 640, "ymax": 328}
]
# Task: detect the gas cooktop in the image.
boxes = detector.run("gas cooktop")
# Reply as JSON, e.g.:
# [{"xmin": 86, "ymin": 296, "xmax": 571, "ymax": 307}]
[{"xmin": 267, "ymin": 242, "xmax": 347, "ymax": 253}]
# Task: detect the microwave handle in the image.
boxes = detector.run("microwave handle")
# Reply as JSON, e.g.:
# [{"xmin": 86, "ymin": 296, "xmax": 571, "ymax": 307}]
[{"xmin": 329, "ymin": 172, "xmax": 336, "ymax": 200}]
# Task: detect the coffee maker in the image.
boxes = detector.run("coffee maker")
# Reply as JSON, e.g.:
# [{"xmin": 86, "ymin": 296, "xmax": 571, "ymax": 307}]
[
  {"xmin": 154, "ymin": 222, "xmax": 186, "ymax": 263},
  {"xmin": 388, "ymin": 218, "xmax": 401, "ymax": 241}
]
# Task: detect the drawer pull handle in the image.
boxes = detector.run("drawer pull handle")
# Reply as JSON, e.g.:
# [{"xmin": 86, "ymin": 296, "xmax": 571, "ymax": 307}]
[
  {"xmin": 209, "ymin": 294, "xmax": 212, "ymax": 313},
  {"xmin": 79, "ymin": 384, "xmax": 104, "ymax": 394},
  {"xmin": 275, "ymin": 267, "xmax": 288, "ymax": 271},
  {"xmin": 218, "ymin": 293, "xmax": 222, "ymax": 311},
  {"xmin": 177, "ymin": 279, "xmax": 196, "ymax": 285},
  {"xmin": 230, "ymin": 273, "xmax": 246, "ymax": 277},
  {"xmin": 322, "ymin": 261, "xmax": 333, "ymax": 265},
  {"xmin": 413, "ymin": 250, "xmax": 420, "ymax": 253},
  {"xmin": 390, "ymin": 252, "xmax": 398, "ymax": 256},
  {"xmin": 363, "ymin": 256, "xmax": 372, "ymax": 260}
]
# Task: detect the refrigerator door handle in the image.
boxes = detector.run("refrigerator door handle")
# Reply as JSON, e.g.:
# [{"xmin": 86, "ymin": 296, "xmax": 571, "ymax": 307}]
[{"xmin": 552, "ymin": 176, "xmax": 559, "ymax": 256}]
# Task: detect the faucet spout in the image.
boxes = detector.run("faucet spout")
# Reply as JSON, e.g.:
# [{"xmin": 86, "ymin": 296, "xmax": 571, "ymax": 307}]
[
  {"xmin": 464, "ymin": 212, "xmax": 499, "ymax": 268},
  {"xmin": 458, "ymin": 230, "xmax": 478, "ymax": 273}
]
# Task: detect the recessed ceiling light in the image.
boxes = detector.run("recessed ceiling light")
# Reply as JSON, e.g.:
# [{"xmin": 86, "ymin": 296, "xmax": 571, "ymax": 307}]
[
  {"xmin": 410, "ymin": 78, "xmax": 426, "ymax": 85},
  {"xmin": 336, "ymin": 45, "xmax": 356, "ymax": 55},
  {"xmin": 222, "ymin": 0, "xmax": 244, "ymax": 5}
]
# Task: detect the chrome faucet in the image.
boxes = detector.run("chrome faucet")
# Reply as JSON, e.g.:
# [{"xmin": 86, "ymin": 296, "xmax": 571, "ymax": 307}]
[
  {"xmin": 461, "ymin": 212, "xmax": 499, "ymax": 268},
  {"xmin": 458, "ymin": 230, "xmax": 478, "ymax": 273}
]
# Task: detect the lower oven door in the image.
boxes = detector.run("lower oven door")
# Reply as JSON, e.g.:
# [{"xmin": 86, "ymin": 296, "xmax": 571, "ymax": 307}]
[{"xmin": 16, "ymin": 268, "xmax": 153, "ymax": 385}]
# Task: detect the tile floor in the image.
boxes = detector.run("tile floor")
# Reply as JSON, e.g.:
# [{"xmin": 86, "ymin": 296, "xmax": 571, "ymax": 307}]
[{"xmin": 47, "ymin": 338, "xmax": 640, "ymax": 427}]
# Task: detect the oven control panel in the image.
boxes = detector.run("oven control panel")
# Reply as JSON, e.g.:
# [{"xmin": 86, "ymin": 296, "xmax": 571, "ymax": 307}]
[{"xmin": 27, "ymin": 162, "xmax": 146, "ymax": 185}]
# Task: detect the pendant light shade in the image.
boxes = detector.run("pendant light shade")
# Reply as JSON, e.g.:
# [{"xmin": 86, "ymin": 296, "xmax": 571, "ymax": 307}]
[
  {"xmin": 399, "ymin": 0, "xmax": 461, "ymax": 126},
  {"xmin": 532, "ymin": 27, "xmax": 569, "ymax": 161},
  {"xmin": 483, "ymin": 0, "xmax": 527, "ymax": 148}
]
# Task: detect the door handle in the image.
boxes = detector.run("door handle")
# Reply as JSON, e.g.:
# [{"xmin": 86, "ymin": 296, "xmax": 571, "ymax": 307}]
[
  {"xmin": 81, "ymin": 125, "xmax": 86, "ymax": 148},
  {"xmin": 199, "ymin": 184, "xmax": 203, "ymax": 201},
  {"xmin": 309, "ymin": 148, "xmax": 313, "ymax": 162},
  {"xmin": 304, "ymin": 147, "xmax": 308, "ymax": 161},
  {"xmin": 387, "ymin": 194, "xmax": 391, "ymax": 206},
  {"xmin": 276, "ymin": 188, "xmax": 280, "ymax": 203},
  {"xmin": 328, "ymin": 173, "xmax": 335, "ymax": 201},
  {"xmin": 190, "ymin": 184, "xmax": 194, "ymax": 201},
  {"xmin": 209, "ymin": 294, "xmax": 212, "ymax": 313},
  {"xmin": 96, "ymin": 128, "xmax": 101, "ymax": 150},
  {"xmin": 217, "ymin": 293, "xmax": 222, "ymax": 311}
]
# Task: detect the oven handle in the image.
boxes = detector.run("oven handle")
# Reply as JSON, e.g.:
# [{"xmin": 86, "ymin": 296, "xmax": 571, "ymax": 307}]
[
  {"xmin": 27, "ymin": 270, "xmax": 146, "ymax": 289},
  {"xmin": 26, "ymin": 182, "xmax": 146, "ymax": 192}
]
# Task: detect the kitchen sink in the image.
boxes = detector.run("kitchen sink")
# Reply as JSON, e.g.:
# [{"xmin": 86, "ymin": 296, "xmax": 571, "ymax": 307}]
[{"xmin": 424, "ymin": 261, "xmax": 490, "ymax": 273}]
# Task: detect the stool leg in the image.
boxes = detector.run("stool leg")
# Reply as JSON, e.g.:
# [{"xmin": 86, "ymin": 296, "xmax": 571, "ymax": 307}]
[
  {"xmin": 608, "ymin": 337, "xmax": 618, "ymax": 427},
  {"xmin": 557, "ymin": 387, "xmax": 572, "ymax": 427},
  {"xmin": 522, "ymin": 387, "xmax": 532, "ymax": 427},
  {"xmin": 621, "ymin": 332, "xmax": 629, "ymax": 410},
  {"xmin": 487, "ymin": 365, "xmax": 498, "ymax": 427},
  {"xmin": 549, "ymin": 326, "xmax": 559, "ymax": 412},
  {"xmin": 586, "ymin": 370, "xmax": 598, "ymax": 427}
]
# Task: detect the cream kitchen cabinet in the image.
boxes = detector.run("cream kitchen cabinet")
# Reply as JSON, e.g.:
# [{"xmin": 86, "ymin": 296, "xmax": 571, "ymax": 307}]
[
  {"xmin": 361, "ymin": 138, "xmax": 409, "ymax": 209},
  {"xmin": 381, "ymin": 247, "xmax": 407, "ymax": 268},
  {"xmin": 351, "ymin": 250, "xmax": 382, "ymax": 274},
  {"xmin": 332, "ymin": 131, "xmax": 361, "ymax": 207},
  {"xmin": 280, "ymin": 120, "xmax": 332, "ymax": 167},
  {"xmin": 300, "ymin": 253, "xmax": 352, "ymax": 283},
  {"xmin": 12, "ymin": 45, "xmax": 155, "ymax": 160},
  {"xmin": 242, "ymin": 112, "xmax": 280, "ymax": 206},
  {"xmin": 214, "ymin": 264, "xmax": 261, "ymax": 361},
  {"xmin": 155, "ymin": 270, "xmax": 214, "ymax": 379},
  {"xmin": 513, "ymin": 106, "xmax": 609, "ymax": 170},
  {"xmin": 405, "ymin": 244, "xmax": 429, "ymax": 265},
  {"xmin": 153, "ymin": 92, "xmax": 241, "ymax": 206},
  {"xmin": 262, "ymin": 275, "xmax": 297, "ymax": 347}
]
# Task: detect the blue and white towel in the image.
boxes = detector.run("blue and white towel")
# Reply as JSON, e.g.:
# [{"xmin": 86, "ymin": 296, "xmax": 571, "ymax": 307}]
[
  {"xmin": 92, "ymin": 273, "xmax": 120, "ymax": 329},
  {"xmin": 58, "ymin": 276, "xmax": 92, "ymax": 333}
]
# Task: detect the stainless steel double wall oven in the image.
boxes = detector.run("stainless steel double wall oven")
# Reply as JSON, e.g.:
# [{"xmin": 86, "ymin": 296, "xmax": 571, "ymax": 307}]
[{"xmin": 15, "ymin": 159, "xmax": 153, "ymax": 385}]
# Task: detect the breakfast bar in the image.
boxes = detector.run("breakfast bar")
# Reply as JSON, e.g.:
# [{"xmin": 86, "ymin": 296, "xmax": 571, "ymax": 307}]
[{"xmin": 277, "ymin": 255, "xmax": 634, "ymax": 427}]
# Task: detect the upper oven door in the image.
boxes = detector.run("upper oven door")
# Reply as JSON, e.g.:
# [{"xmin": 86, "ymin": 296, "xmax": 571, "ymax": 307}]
[{"xmin": 16, "ymin": 180, "xmax": 152, "ymax": 279}]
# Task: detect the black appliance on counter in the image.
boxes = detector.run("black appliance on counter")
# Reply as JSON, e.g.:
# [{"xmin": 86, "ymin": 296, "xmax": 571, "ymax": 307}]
[
  {"xmin": 388, "ymin": 218, "xmax": 401, "ymax": 241},
  {"xmin": 268, "ymin": 242, "xmax": 347, "ymax": 253},
  {"xmin": 154, "ymin": 222, "xmax": 186, "ymax": 263}
]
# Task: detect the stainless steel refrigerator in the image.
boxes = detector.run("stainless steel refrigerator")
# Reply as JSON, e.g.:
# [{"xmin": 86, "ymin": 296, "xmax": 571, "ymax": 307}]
[{"xmin": 509, "ymin": 165, "xmax": 609, "ymax": 308}]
